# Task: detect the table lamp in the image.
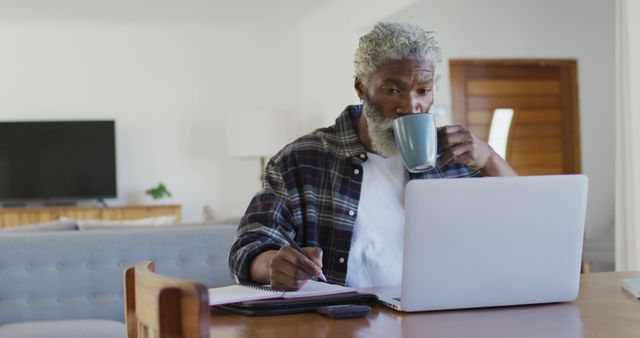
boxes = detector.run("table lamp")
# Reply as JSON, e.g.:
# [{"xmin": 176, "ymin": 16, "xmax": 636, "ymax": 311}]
[{"xmin": 226, "ymin": 111, "xmax": 283, "ymax": 183}]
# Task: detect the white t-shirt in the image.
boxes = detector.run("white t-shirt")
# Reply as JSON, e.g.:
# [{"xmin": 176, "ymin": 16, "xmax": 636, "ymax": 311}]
[{"xmin": 345, "ymin": 151, "xmax": 408, "ymax": 288}]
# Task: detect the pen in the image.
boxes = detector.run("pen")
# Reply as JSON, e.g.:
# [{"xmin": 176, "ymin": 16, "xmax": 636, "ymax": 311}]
[{"xmin": 276, "ymin": 226, "xmax": 328, "ymax": 283}]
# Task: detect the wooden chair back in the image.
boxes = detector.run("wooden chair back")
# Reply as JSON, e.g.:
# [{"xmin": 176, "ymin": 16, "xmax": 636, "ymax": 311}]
[{"xmin": 124, "ymin": 261, "xmax": 210, "ymax": 338}]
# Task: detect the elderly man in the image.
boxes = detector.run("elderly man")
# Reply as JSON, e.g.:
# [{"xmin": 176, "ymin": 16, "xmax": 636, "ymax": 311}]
[{"xmin": 229, "ymin": 22, "xmax": 516, "ymax": 290}]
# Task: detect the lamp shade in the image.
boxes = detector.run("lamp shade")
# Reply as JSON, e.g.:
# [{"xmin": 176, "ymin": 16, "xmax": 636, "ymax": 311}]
[{"xmin": 226, "ymin": 111, "xmax": 284, "ymax": 158}]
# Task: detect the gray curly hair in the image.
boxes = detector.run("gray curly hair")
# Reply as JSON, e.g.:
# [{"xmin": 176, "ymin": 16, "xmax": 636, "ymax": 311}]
[{"xmin": 354, "ymin": 22, "xmax": 442, "ymax": 83}]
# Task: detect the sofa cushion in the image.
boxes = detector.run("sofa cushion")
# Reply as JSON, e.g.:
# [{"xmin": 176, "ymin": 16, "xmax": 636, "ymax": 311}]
[
  {"xmin": 210, "ymin": 216, "xmax": 242, "ymax": 226},
  {"xmin": 1, "ymin": 219, "xmax": 78, "ymax": 233},
  {"xmin": 76, "ymin": 215, "xmax": 177, "ymax": 230},
  {"xmin": 0, "ymin": 224, "xmax": 237, "ymax": 325},
  {"xmin": 0, "ymin": 319, "xmax": 124, "ymax": 338}
]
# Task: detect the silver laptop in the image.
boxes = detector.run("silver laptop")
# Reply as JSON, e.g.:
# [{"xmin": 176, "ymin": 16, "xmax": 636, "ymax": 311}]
[{"xmin": 377, "ymin": 175, "xmax": 588, "ymax": 312}]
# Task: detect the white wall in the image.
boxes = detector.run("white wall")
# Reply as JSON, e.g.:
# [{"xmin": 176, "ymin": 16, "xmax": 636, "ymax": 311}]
[
  {"xmin": 0, "ymin": 0, "xmax": 616, "ymax": 241},
  {"xmin": 297, "ymin": 0, "xmax": 419, "ymax": 132},
  {"xmin": 0, "ymin": 21, "xmax": 299, "ymax": 221},
  {"xmin": 615, "ymin": 0, "xmax": 640, "ymax": 271},
  {"xmin": 299, "ymin": 0, "xmax": 615, "ymax": 241}
]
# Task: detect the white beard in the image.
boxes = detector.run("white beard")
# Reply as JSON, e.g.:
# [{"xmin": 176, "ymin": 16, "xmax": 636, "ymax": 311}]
[{"xmin": 362, "ymin": 97, "xmax": 399, "ymax": 157}]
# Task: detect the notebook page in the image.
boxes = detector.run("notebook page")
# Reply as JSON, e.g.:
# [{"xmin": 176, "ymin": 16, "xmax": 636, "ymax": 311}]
[
  {"xmin": 282, "ymin": 280, "xmax": 356, "ymax": 299},
  {"xmin": 208, "ymin": 285, "xmax": 283, "ymax": 306}
]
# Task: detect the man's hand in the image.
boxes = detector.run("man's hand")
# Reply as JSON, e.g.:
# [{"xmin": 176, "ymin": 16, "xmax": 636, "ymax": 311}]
[
  {"xmin": 437, "ymin": 125, "xmax": 517, "ymax": 176},
  {"xmin": 250, "ymin": 247, "xmax": 324, "ymax": 291}
]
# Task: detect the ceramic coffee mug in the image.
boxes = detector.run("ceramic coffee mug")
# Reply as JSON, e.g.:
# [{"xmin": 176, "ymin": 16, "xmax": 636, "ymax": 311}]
[{"xmin": 393, "ymin": 113, "xmax": 437, "ymax": 173}]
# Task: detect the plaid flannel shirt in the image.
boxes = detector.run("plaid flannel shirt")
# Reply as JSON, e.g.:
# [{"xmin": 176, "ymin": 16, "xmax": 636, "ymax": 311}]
[{"xmin": 229, "ymin": 105, "xmax": 482, "ymax": 285}]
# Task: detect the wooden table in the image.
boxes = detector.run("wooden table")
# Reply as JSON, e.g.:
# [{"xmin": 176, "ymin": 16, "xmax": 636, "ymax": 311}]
[{"xmin": 209, "ymin": 272, "xmax": 640, "ymax": 338}]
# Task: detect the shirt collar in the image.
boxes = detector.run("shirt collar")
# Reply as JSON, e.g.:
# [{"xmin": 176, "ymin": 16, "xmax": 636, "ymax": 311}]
[{"xmin": 335, "ymin": 105, "xmax": 368, "ymax": 159}]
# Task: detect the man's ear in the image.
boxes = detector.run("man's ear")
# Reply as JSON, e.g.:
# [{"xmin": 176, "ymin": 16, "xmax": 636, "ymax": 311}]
[{"xmin": 354, "ymin": 77, "xmax": 365, "ymax": 100}]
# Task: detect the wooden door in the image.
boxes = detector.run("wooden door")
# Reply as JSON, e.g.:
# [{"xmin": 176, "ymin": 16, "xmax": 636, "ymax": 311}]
[{"xmin": 450, "ymin": 60, "xmax": 581, "ymax": 175}]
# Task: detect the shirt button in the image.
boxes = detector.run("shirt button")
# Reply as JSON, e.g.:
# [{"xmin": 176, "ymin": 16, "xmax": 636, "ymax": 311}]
[
  {"xmin": 348, "ymin": 210, "xmax": 355, "ymax": 216},
  {"xmin": 339, "ymin": 257, "xmax": 345, "ymax": 264},
  {"xmin": 353, "ymin": 169, "xmax": 360, "ymax": 175}
]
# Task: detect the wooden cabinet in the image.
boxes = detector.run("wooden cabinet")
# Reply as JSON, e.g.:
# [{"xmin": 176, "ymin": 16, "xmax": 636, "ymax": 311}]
[{"xmin": 0, "ymin": 205, "xmax": 182, "ymax": 228}]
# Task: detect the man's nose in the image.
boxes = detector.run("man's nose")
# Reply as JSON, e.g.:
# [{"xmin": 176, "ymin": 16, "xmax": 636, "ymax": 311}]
[{"xmin": 396, "ymin": 95, "xmax": 425, "ymax": 115}]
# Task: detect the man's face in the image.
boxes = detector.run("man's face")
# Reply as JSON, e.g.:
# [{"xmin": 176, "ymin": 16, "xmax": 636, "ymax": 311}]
[{"xmin": 358, "ymin": 58, "xmax": 435, "ymax": 156}]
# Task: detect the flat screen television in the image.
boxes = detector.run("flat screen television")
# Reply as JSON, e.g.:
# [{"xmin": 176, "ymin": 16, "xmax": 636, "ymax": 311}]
[{"xmin": 0, "ymin": 120, "xmax": 117, "ymax": 202}]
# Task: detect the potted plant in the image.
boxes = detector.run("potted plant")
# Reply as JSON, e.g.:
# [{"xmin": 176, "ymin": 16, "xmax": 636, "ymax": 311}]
[{"xmin": 145, "ymin": 182, "xmax": 172, "ymax": 203}]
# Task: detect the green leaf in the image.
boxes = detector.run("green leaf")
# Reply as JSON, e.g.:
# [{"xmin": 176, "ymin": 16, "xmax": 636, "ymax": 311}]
[{"xmin": 145, "ymin": 182, "xmax": 172, "ymax": 200}]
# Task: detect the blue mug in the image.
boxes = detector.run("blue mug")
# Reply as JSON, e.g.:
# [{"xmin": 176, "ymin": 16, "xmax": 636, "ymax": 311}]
[{"xmin": 393, "ymin": 113, "xmax": 437, "ymax": 173}]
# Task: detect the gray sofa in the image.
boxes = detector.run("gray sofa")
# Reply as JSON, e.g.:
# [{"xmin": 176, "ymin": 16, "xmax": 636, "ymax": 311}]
[{"xmin": 0, "ymin": 223, "xmax": 238, "ymax": 338}]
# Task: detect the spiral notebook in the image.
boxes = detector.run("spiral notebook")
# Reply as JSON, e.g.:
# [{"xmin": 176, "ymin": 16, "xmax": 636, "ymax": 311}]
[{"xmin": 208, "ymin": 280, "xmax": 357, "ymax": 306}]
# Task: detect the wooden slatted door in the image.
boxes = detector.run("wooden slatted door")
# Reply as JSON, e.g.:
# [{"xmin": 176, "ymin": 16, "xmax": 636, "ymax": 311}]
[{"xmin": 450, "ymin": 60, "xmax": 581, "ymax": 175}]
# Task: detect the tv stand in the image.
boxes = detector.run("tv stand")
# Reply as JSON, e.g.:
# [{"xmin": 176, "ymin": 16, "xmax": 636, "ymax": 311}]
[
  {"xmin": 0, "ymin": 204, "xmax": 182, "ymax": 228},
  {"xmin": 43, "ymin": 201, "xmax": 78, "ymax": 207}
]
